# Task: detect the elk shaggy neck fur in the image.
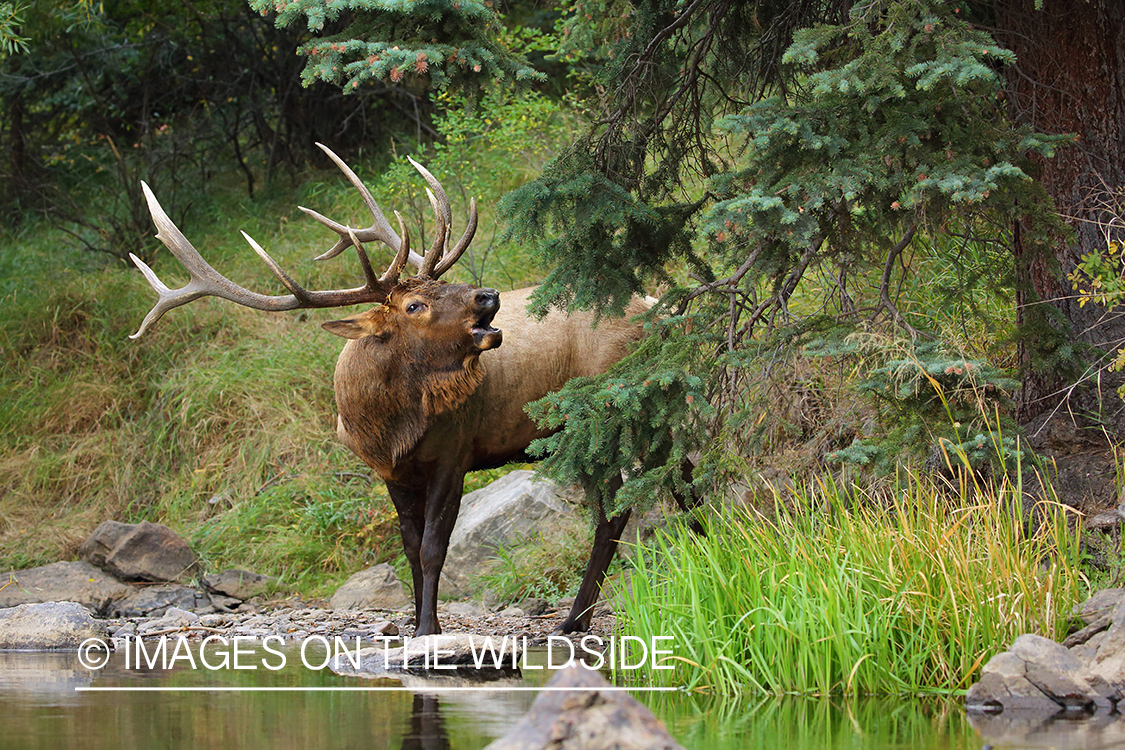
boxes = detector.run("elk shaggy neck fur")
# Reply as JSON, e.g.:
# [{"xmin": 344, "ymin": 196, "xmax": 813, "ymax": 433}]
[{"xmin": 333, "ymin": 320, "xmax": 486, "ymax": 476}]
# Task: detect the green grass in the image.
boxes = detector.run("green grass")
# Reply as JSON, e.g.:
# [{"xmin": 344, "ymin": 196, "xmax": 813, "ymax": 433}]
[
  {"xmin": 616, "ymin": 471, "xmax": 1086, "ymax": 696},
  {"xmin": 0, "ymin": 223, "xmax": 392, "ymax": 593}
]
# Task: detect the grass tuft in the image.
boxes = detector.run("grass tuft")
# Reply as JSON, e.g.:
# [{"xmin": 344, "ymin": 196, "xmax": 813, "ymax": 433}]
[{"xmin": 617, "ymin": 471, "xmax": 1085, "ymax": 696}]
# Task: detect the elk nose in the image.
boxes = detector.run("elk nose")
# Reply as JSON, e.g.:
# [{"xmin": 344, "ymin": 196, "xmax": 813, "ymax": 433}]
[{"xmin": 474, "ymin": 289, "xmax": 500, "ymax": 313}]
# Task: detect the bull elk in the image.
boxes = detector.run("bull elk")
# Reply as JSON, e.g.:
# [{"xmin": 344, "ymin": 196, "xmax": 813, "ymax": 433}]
[{"xmin": 129, "ymin": 144, "xmax": 653, "ymax": 635}]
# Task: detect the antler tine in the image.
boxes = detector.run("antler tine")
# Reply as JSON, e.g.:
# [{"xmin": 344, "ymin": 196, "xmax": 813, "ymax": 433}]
[
  {"xmin": 129, "ymin": 182, "xmax": 303, "ymax": 338},
  {"xmin": 434, "ymin": 197, "xmax": 478, "ymax": 277},
  {"xmin": 130, "ymin": 181, "xmax": 392, "ymax": 338},
  {"xmin": 380, "ymin": 211, "xmax": 412, "ymax": 284},
  {"xmin": 408, "ymin": 156, "xmax": 474, "ymax": 280},
  {"xmin": 240, "ymin": 230, "xmax": 312, "ymax": 304},
  {"xmin": 417, "ymin": 186, "xmax": 448, "ymax": 278},
  {"xmin": 302, "ymin": 143, "xmax": 426, "ymax": 268}
]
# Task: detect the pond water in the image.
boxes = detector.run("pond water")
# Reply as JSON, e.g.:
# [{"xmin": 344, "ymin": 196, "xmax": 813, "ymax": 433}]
[{"xmin": 1, "ymin": 642, "xmax": 1123, "ymax": 750}]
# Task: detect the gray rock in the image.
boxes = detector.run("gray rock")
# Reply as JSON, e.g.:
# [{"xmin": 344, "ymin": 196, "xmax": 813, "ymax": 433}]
[
  {"xmin": 112, "ymin": 622, "xmax": 137, "ymax": 638},
  {"xmin": 329, "ymin": 564, "xmax": 410, "ymax": 610},
  {"xmin": 966, "ymin": 634, "xmax": 1117, "ymax": 714},
  {"xmin": 484, "ymin": 663, "xmax": 685, "ymax": 750},
  {"xmin": 103, "ymin": 521, "xmax": 199, "ymax": 583},
  {"xmin": 138, "ymin": 606, "xmax": 200, "ymax": 635},
  {"xmin": 0, "ymin": 602, "xmax": 109, "ymax": 650},
  {"xmin": 110, "ymin": 585, "xmax": 209, "ymax": 617},
  {"xmin": 498, "ymin": 606, "xmax": 526, "ymax": 617},
  {"xmin": 200, "ymin": 568, "xmax": 278, "ymax": 601},
  {"xmin": 1075, "ymin": 589, "xmax": 1125, "ymax": 625},
  {"xmin": 207, "ymin": 593, "xmax": 241, "ymax": 612},
  {"xmin": 0, "ymin": 561, "xmax": 131, "ymax": 615},
  {"xmin": 1088, "ymin": 601, "xmax": 1125, "ymax": 692},
  {"xmin": 966, "ymin": 651, "xmax": 1061, "ymax": 714},
  {"xmin": 520, "ymin": 598, "xmax": 549, "ymax": 617},
  {"xmin": 1086, "ymin": 511, "xmax": 1125, "ymax": 531},
  {"xmin": 443, "ymin": 600, "xmax": 489, "ymax": 617},
  {"xmin": 370, "ymin": 620, "xmax": 399, "ymax": 637},
  {"xmin": 1011, "ymin": 634, "xmax": 1111, "ymax": 711},
  {"xmin": 78, "ymin": 521, "xmax": 136, "ymax": 569},
  {"xmin": 443, "ymin": 470, "xmax": 583, "ymax": 596},
  {"xmin": 198, "ymin": 614, "xmax": 229, "ymax": 628}
]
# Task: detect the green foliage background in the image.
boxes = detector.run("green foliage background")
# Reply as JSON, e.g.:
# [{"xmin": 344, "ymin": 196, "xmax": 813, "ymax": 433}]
[{"xmin": 0, "ymin": 1, "xmax": 1111, "ymax": 670}]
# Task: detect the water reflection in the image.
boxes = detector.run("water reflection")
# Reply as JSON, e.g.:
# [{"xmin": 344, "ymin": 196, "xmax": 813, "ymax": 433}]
[
  {"xmin": 968, "ymin": 709, "xmax": 1125, "ymax": 750},
  {"xmin": 402, "ymin": 694, "xmax": 449, "ymax": 750},
  {"xmin": 5, "ymin": 645, "xmax": 1125, "ymax": 750},
  {"xmin": 0, "ymin": 651, "xmax": 97, "ymax": 697}
]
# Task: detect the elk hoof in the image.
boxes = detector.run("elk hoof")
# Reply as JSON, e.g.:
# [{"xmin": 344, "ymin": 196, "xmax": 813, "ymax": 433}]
[{"xmin": 553, "ymin": 618, "xmax": 590, "ymax": 635}]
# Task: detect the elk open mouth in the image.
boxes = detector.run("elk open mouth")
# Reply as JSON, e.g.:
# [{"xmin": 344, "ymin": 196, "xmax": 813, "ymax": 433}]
[{"xmin": 471, "ymin": 310, "xmax": 502, "ymax": 350}]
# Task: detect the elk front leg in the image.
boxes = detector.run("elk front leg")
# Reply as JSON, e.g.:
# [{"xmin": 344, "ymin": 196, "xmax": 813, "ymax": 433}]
[
  {"xmin": 386, "ymin": 483, "xmax": 425, "ymax": 626},
  {"xmin": 415, "ymin": 468, "xmax": 466, "ymax": 636}
]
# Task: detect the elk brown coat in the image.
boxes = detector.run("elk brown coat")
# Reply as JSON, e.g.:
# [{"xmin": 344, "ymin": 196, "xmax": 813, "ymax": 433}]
[{"xmin": 328, "ymin": 284, "xmax": 650, "ymax": 635}]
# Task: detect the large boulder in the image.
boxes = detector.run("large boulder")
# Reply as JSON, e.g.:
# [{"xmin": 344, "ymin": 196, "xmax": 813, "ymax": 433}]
[
  {"xmin": 102, "ymin": 521, "xmax": 199, "ymax": 583},
  {"xmin": 0, "ymin": 602, "xmax": 109, "ymax": 650},
  {"xmin": 443, "ymin": 470, "xmax": 583, "ymax": 596},
  {"xmin": 78, "ymin": 520, "xmax": 136, "ymax": 569},
  {"xmin": 329, "ymin": 563, "xmax": 411, "ymax": 610},
  {"xmin": 0, "ymin": 561, "xmax": 130, "ymax": 615},
  {"xmin": 484, "ymin": 663, "xmax": 685, "ymax": 750},
  {"xmin": 966, "ymin": 592, "xmax": 1125, "ymax": 715}
]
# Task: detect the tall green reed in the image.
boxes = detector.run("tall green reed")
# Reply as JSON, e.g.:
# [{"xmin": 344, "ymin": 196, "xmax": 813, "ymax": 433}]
[{"xmin": 618, "ymin": 471, "xmax": 1084, "ymax": 696}]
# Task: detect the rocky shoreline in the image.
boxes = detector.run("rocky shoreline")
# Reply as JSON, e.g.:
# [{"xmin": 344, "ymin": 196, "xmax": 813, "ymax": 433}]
[{"xmin": 101, "ymin": 596, "xmax": 618, "ymax": 646}]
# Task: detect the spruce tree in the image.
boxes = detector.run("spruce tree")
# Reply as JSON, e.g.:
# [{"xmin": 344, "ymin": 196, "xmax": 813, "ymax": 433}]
[{"xmin": 256, "ymin": 0, "xmax": 1119, "ymax": 504}]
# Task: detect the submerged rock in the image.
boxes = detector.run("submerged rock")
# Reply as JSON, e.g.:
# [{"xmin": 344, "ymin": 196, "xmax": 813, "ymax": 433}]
[
  {"xmin": 0, "ymin": 602, "xmax": 109, "ymax": 651},
  {"xmin": 484, "ymin": 663, "xmax": 685, "ymax": 750},
  {"xmin": 331, "ymin": 633, "xmax": 523, "ymax": 678}
]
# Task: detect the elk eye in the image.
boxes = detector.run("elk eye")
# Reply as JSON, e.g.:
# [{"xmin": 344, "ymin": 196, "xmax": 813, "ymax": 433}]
[{"xmin": 406, "ymin": 302, "xmax": 425, "ymax": 314}]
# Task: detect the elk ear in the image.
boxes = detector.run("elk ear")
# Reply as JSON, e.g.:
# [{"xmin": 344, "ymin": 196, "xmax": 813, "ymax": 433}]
[{"xmin": 322, "ymin": 310, "xmax": 388, "ymax": 340}]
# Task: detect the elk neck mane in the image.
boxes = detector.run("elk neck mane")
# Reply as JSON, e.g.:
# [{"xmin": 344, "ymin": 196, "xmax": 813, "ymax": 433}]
[{"xmin": 333, "ymin": 327, "xmax": 486, "ymax": 475}]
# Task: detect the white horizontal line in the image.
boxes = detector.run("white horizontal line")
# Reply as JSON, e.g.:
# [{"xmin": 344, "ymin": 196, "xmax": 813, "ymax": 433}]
[{"xmin": 75, "ymin": 686, "xmax": 681, "ymax": 693}]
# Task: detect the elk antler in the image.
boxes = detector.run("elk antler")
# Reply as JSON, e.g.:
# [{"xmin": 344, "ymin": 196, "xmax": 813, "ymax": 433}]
[
  {"xmin": 300, "ymin": 143, "xmax": 477, "ymax": 280},
  {"xmin": 128, "ymin": 181, "xmax": 411, "ymax": 339}
]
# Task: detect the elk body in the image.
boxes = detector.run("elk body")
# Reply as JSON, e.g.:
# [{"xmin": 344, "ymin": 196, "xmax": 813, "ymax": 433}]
[{"xmin": 130, "ymin": 145, "xmax": 647, "ymax": 635}]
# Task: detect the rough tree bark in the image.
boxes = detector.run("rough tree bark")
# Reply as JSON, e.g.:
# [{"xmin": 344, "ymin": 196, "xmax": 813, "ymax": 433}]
[
  {"xmin": 995, "ymin": 0, "xmax": 1125, "ymax": 417},
  {"xmin": 995, "ymin": 0, "xmax": 1125, "ymax": 509}
]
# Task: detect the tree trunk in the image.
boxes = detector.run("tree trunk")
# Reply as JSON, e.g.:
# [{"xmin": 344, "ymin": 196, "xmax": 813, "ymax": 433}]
[{"xmin": 995, "ymin": 0, "xmax": 1125, "ymax": 420}]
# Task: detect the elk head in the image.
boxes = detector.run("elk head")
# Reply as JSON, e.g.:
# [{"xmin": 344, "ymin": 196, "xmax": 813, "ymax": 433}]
[{"xmin": 129, "ymin": 143, "xmax": 494, "ymax": 351}]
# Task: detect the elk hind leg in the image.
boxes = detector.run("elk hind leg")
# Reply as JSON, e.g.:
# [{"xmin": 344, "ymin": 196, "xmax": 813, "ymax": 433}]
[
  {"xmin": 558, "ymin": 474, "xmax": 628, "ymax": 634},
  {"xmin": 671, "ymin": 456, "xmax": 705, "ymax": 535}
]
